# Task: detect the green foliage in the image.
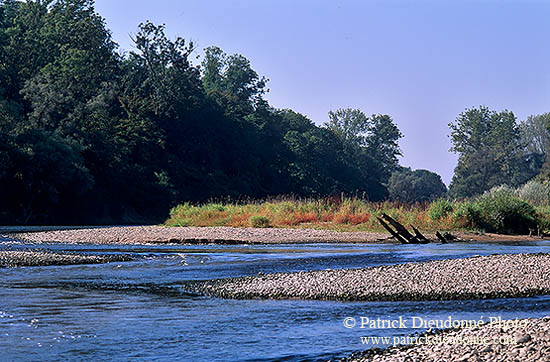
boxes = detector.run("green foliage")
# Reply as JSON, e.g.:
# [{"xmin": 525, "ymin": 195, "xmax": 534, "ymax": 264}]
[
  {"xmin": 452, "ymin": 202, "xmax": 482, "ymax": 229},
  {"xmin": 8, "ymin": 0, "xmax": 545, "ymax": 228},
  {"xmin": 428, "ymin": 199, "xmax": 454, "ymax": 220},
  {"xmin": 164, "ymin": 192, "xmax": 550, "ymax": 236},
  {"xmin": 520, "ymin": 113, "xmax": 550, "ymax": 178},
  {"xmin": 324, "ymin": 109, "xmax": 403, "ymax": 187},
  {"xmin": 517, "ymin": 180, "xmax": 550, "ymax": 207},
  {"xmin": 325, "ymin": 108, "xmax": 371, "ymax": 146},
  {"xmin": 202, "ymin": 46, "xmax": 268, "ymax": 118},
  {"xmin": 536, "ymin": 206, "xmax": 550, "ymax": 232},
  {"xmin": 3, "ymin": 129, "xmax": 93, "ymax": 223},
  {"xmin": 461, "ymin": 187, "xmax": 538, "ymax": 234},
  {"xmin": 448, "ymin": 106, "xmax": 535, "ymax": 198},
  {"xmin": 389, "ymin": 168, "xmax": 447, "ymax": 203},
  {"xmin": 249, "ymin": 215, "xmax": 271, "ymax": 228}
]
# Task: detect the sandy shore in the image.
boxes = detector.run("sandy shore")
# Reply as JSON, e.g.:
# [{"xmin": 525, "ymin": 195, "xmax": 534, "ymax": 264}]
[
  {"xmin": 3, "ymin": 225, "xmax": 546, "ymax": 245},
  {"xmin": 186, "ymin": 253, "xmax": 550, "ymax": 301},
  {"xmin": 0, "ymin": 250, "xmax": 132, "ymax": 267},
  {"xmin": 337, "ymin": 316, "xmax": 550, "ymax": 362}
]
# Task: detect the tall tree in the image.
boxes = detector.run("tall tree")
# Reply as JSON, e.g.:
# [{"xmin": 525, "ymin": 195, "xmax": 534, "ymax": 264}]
[
  {"xmin": 520, "ymin": 113, "xmax": 550, "ymax": 177},
  {"xmin": 0, "ymin": 0, "xmax": 416, "ymax": 223},
  {"xmin": 448, "ymin": 106, "xmax": 528, "ymax": 198},
  {"xmin": 324, "ymin": 108, "xmax": 402, "ymax": 199},
  {"xmin": 325, "ymin": 108, "xmax": 371, "ymax": 147},
  {"xmin": 388, "ymin": 168, "xmax": 447, "ymax": 203},
  {"xmin": 202, "ymin": 46, "xmax": 268, "ymax": 120}
]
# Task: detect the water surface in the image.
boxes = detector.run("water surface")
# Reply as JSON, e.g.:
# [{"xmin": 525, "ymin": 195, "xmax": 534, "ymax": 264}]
[{"xmin": 1, "ymin": 239, "xmax": 549, "ymax": 361}]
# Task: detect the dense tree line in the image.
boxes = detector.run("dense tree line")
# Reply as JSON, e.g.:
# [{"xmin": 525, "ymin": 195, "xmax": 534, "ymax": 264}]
[
  {"xmin": 1, "ymin": 1, "xmax": 546, "ymax": 224},
  {"xmin": 0, "ymin": 0, "xmax": 405, "ymax": 224}
]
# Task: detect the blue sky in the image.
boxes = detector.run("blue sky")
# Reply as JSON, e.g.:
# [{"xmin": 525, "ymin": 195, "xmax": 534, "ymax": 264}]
[{"xmin": 94, "ymin": 0, "xmax": 550, "ymax": 185}]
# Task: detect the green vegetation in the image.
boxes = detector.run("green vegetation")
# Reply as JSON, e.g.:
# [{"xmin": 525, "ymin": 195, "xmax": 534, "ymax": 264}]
[
  {"xmin": 167, "ymin": 182, "xmax": 550, "ymax": 235},
  {"xmin": 389, "ymin": 168, "xmax": 447, "ymax": 203},
  {"xmin": 448, "ymin": 107, "xmax": 544, "ymax": 198},
  {"xmin": 166, "ymin": 197, "xmax": 446, "ymax": 231},
  {"xmin": 249, "ymin": 216, "xmax": 271, "ymax": 228},
  {"xmin": 428, "ymin": 199, "xmax": 454, "ymax": 220},
  {"xmin": 1, "ymin": 1, "xmax": 550, "ymax": 226},
  {"xmin": 473, "ymin": 187, "xmax": 537, "ymax": 234},
  {"xmin": 0, "ymin": 0, "xmax": 403, "ymax": 224}
]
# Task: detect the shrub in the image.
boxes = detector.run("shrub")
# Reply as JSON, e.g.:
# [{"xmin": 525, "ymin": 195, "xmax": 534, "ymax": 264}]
[
  {"xmin": 536, "ymin": 206, "xmax": 550, "ymax": 232},
  {"xmin": 453, "ymin": 202, "xmax": 482, "ymax": 229},
  {"xmin": 428, "ymin": 199, "xmax": 454, "ymax": 220},
  {"xmin": 518, "ymin": 180, "xmax": 550, "ymax": 207},
  {"xmin": 475, "ymin": 187, "xmax": 538, "ymax": 234},
  {"xmin": 249, "ymin": 215, "xmax": 271, "ymax": 228},
  {"xmin": 202, "ymin": 203, "xmax": 225, "ymax": 212}
]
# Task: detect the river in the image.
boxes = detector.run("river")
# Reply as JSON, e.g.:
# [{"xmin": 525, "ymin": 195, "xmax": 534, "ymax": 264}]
[{"xmin": 1, "ymin": 238, "xmax": 549, "ymax": 361}]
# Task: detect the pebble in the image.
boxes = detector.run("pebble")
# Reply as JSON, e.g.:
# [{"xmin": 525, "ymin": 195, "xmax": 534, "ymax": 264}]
[
  {"xmin": 340, "ymin": 317, "xmax": 550, "ymax": 362},
  {"xmin": 188, "ymin": 253, "xmax": 550, "ymax": 301},
  {"xmin": 0, "ymin": 251, "xmax": 132, "ymax": 267},
  {"xmin": 7, "ymin": 226, "xmax": 391, "ymax": 244}
]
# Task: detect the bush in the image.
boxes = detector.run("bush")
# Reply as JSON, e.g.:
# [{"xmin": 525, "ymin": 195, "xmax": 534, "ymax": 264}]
[
  {"xmin": 249, "ymin": 215, "xmax": 271, "ymax": 228},
  {"xmin": 453, "ymin": 202, "xmax": 482, "ymax": 229},
  {"xmin": 518, "ymin": 180, "xmax": 550, "ymax": 207},
  {"xmin": 536, "ymin": 206, "xmax": 550, "ymax": 232},
  {"xmin": 428, "ymin": 199, "xmax": 454, "ymax": 220},
  {"xmin": 475, "ymin": 187, "xmax": 538, "ymax": 234}
]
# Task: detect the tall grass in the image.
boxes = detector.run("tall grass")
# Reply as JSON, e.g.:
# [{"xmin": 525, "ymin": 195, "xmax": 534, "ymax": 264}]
[
  {"xmin": 166, "ymin": 181, "xmax": 550, "ymax": 235},
  {"xmin": 165, "ymin": 197, "xmax": 462, "ymax": 232}
]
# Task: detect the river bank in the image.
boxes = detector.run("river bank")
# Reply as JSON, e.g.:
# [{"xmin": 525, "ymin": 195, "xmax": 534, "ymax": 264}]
[
  {"xmin": 187, "ymin": 253, "xmax": 550, "ymax": 301},
  {"xmin": 338, "ymin": 316, "xmax": 550, "ymax": 362},
  {"xmin": 3, "ymin": 225, "xmax": 546, "ymax": 245},
  {"xmin": 1, "ymin": 228, "xmax": 549, "ymax": 361},
  {"xmin": 0, "ymin": 250, "xmax": 132, "ymax": 267}
]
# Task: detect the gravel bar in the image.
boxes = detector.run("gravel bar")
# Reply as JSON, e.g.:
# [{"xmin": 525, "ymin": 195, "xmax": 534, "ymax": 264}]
[
  {"xmin": 337, "ymin": 316, "xmax": 550, "ymax": 362},
  {"xmin": 8, "ymin": 225, "xmax": 387, "ymax": 244},
  {"xmin": 0, "ymin": 251, "xmax": 133, "ymax": 267},
  {"xmin": 187, "ymin": 253, "xmax": 550, "ymax": 301}
]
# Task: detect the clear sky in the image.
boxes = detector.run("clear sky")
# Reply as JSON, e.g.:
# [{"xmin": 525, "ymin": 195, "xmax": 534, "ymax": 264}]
[{"xmin": 94, "ymin": 0, "xmax": 550, "ymax": 185}]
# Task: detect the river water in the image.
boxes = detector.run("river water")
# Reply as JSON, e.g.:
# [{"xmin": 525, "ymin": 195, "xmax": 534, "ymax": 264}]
[{"xmin": 1, "ymin": 238, "xmax": 549, "ymax": 361}]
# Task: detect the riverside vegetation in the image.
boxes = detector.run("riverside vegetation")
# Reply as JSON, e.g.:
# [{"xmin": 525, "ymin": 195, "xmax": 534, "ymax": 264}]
[
  {"xmin": 1, "ymin": 1, "xmax": 550, "ymax": 226},
  {"xmin": 166, "ymin": 181, "xmax": 550, "ymax": 236}
]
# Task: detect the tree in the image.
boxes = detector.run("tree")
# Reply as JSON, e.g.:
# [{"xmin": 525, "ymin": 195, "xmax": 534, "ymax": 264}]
[
  {"xmin": 364, "ymin": 114, "xmax": 403, "ymax": 181},
  {"xmin": 4, "ymin": 130, "xmax": 93, "ymax": 223},
  {"xmin": 0, "ymin": 0, "xmax": 419, "ymax": 223},
  {"xmin": 448, "ymin": 106, "xmax": 527, "ymax": 198},
  {"xmin": 202, "ymin": 46, "xmax": 268, "ymax": 120},
  {"xmin": 281, "ymin": 110, "xmax": 361, "ymax": 195},
  {"xmin": 325, "ymin": 108, "xmax": 371, "ymax": 147},
  {"xmin": 388, "ymin": 168, "xmax": 447, "ymax": 203},
  {"xmin": 519, "ymin": 113, "xmax": 550, "ymax": 178},
  {"xmin": 324, "ymin": 108, "xmax": 403, "ymax": 199}
]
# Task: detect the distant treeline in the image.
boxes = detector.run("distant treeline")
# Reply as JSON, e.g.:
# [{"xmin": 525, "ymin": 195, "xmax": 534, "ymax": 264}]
[{"xmin": 0, "ymin": 1, "xmax": 547, "ymax": 224}]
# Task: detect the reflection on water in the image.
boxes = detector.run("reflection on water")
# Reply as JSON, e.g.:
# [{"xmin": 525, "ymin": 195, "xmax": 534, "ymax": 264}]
[{"xmin": 1, "ymin": 239, "xmax": 549, "ymax": 361}]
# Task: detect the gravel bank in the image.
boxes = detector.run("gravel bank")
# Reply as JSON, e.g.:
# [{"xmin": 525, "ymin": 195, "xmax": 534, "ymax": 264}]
[
  {"xmin": 8, "ymin": 225, "xmax": 388, "ymax": 244},
  {"xmin": 187, "ymin": 253, "xmax": 550, "ymax": 301},
  {"xmin": 338, "ymin": 316, "xmax": 550, "ymax": 362},
  {"xmin": 0, "ymin": 251, "xmax": 132, "ymax": 267}
]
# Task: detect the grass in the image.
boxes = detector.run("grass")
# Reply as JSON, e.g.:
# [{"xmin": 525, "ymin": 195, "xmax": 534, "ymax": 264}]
[
  {"xmin": 165, "ymin": 197, "xmax": 466, "ymax": 232},
  {"xmin": 166, "ymin": 185, "xmax": 550, "ymax": 235}
]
